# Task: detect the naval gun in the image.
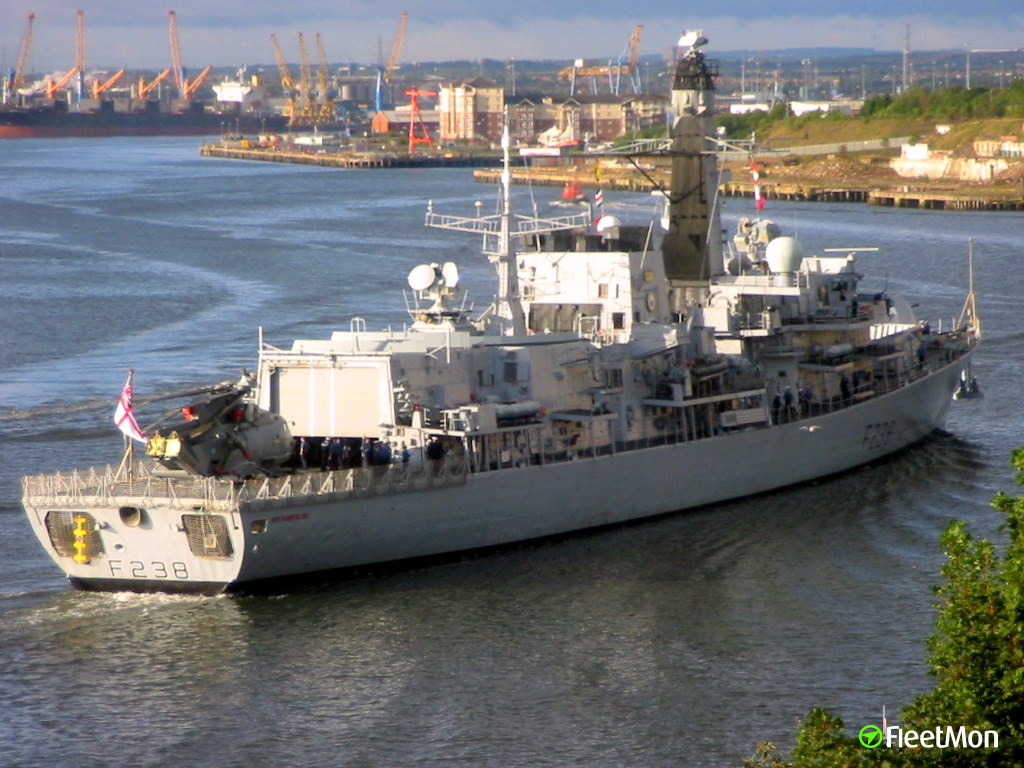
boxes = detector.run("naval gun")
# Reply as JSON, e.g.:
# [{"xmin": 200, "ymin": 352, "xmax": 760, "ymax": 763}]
[{"xmin": 145, "ymin": 373, "xmax": 292, "ymax": 478}]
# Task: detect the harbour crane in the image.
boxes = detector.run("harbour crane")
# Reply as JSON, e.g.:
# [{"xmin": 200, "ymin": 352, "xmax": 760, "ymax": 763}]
[
  {"xmin": 168, "ymin": 10, "xmax": 212, "ymax": 101},
  {"xmin": 270, "ymin": 33, "xmax": 300, "ymax": 125},
  {"xmin": 374, "ymin": 11, "xmax": 407, "ymax": 113},
  {"xmin": 314, "ymin": 33, "xmax": 337, "ymax": 124},
  {"xmin": 296, "ymin": 32, "xmax": 316, "ymax": 124},
  {"xmin": 558, "ymin": 23, "xmax": 644, "ymax": 96},
  {"xmin": 621, "ymin": 23, "xmax": 644, "ymax": 94},
  {"xmin": 4, "ymin": 12, "xmax": 35, "ymax": 104},
  {"xmin": 271, "ymin": 33, "xmax": 326, "ymax": 127}
]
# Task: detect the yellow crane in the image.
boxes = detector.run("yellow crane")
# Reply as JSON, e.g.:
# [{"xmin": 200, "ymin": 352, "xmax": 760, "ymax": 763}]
[
  {"xmin": 314, "ymin": 33, "xmax": 337, "ymax": 124},
  {"xmin": 295, "ymin": 32, "xmax": 319, "ymax": 125},
  {"xmin": 375, "ymin": 11, "xmax": 407, "ymax": 112},
  {"xmin": 558, "ymin": 23, "xmax": 644, "ymax": 96},
  {"xmin": 270, "ymin": 33, "xmax": 304, "ymax": 126}
]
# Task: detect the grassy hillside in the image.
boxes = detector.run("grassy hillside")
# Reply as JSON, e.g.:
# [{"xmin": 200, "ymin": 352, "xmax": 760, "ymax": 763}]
[{"xmin": 755, "ymin": 116, "xmax": 1024, "ymax": 154}]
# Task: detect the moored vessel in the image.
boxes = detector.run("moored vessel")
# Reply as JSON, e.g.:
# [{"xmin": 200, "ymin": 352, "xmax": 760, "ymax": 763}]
[
  {"xmin": 0, "ymin": 102, "xmax": 287, "ymax": 139},
  {"xmin": 21, "ymin": 30, "xmax": 979, "ymax": 594}
]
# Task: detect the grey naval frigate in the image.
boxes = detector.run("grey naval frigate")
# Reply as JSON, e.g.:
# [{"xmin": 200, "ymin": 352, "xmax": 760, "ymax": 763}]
[{"xmin": 22, "ymin": 30, "xmax": 979, "ymax": 593}]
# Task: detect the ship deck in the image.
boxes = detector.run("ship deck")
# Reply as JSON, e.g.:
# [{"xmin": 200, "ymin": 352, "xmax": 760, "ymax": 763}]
[{"xmin": 22, "ymin": 328, "xmax": 974, "ymax": 512}]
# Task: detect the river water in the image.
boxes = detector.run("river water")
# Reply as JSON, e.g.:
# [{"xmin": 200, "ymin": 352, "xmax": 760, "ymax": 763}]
[{"xmin": 0, "ymin": 138, "xmax": 1019, "ymax": 767}]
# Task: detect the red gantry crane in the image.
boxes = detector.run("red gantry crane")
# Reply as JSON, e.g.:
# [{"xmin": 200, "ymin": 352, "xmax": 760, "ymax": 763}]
[{"xmin": 404, "ymin": 87, "xmax": 435, "ymax": 153}]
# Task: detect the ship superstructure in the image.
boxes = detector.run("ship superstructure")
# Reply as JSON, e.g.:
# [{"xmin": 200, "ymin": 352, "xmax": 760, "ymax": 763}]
[{"xmin": 21, "ymin": 30, "xmax": 978, "ymax": 593}]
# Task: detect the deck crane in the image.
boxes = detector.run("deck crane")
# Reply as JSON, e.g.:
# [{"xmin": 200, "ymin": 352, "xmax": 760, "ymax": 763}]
[
  {"xmin": 75, "ymin": 9, "xmax": 85, "ymax": 100},
  {"xmin": 168, "ymin": 10, "xmax": 212, "ymax": 101},
  {"xmin": 76, "ymin": 12, "xmax": 126, "ymax": 103},
  {"xmin": 91, "ymin": 69, "xmax": 126, "ymax": 99},
  {"xmin": 45, "ymin": 68, "xmax": 81, "ymax": 100},
  {"xmin": 4, "ymin": 13, "xmax": 35, "ymax": 104},
  {"xmin": 374, "ymin": 11, "xmax": 407, "ymax": 113},
  {"xmin": 45, "ymin": 10, "xmax": 84, "ymax": 100},
  {"xmin": 314, "ymin": 33, "xmax": 337, "ymax": 124},
  {"xmin": 404, "ymin": 88, "xmax": 435, "ymax": 153},
  {"xmin": 137, "ymin": 69, "xmax": 172, "ymax": 100}
]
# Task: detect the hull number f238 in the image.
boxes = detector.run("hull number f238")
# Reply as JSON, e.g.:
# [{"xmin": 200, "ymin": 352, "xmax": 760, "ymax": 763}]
[{"xmin": 108, "ymin": 560, "xmax": 190, "ymax": 580}]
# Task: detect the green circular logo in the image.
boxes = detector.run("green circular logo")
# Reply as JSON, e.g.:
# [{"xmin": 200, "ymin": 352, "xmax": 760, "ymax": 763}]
[{"xmin": 859, "ymin": 724, "xmax": 884, "ymax": 749}]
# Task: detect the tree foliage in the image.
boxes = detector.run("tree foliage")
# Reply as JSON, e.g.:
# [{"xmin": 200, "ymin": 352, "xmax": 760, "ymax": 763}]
[
  {"xmin": 717, "ymin": 84, "xmax": 1024, "ymax": 139},
  {"xmin": 754, "ymin": 449, "xmax": 1024, "ymax": 767},
  {"xmin": 860, "ymin": 85, "xmax": 1024, "ymax": 121}
]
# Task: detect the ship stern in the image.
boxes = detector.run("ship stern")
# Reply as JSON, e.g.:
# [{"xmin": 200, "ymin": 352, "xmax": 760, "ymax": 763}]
[{"xmin": 21, "ymin": 466, "xmax": 246, "ymax": 594}]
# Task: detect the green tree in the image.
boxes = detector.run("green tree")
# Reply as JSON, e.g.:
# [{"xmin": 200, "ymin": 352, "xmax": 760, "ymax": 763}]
[
  {"xmin": 769, "ymin": 449, "xmax": 1024, "ymax": 767},
  {"xmin": 790, "ymin": 709, "xmax": 865, "ymax": 767},
  {"xmin": 900, "ymin": 448, "xmax": 1024, "ymax": 766}
]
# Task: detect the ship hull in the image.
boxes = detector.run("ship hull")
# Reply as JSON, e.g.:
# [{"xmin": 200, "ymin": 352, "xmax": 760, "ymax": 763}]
[
  {"xmin": 22, "ymin": 352, "xmax": 968, "ymax": 594},
  {"xmin": 0, "ymin": 107, "xmax": 287, "ymax": 139}
]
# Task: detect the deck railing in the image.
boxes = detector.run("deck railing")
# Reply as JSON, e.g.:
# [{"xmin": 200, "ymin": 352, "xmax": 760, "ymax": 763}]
[{"xmin": 22, "ymin": 458, "xmax": 469, "ymax": 511}]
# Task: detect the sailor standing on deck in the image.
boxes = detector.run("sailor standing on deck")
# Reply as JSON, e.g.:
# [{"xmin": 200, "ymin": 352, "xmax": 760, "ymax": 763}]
[
  {"xmin": 426, "ymin": 435, "xmax": 444, "ymax": 474},
  {"xmin": 320, "ymin": 436, "xmax": 332, "ymax": 471},
  {"xmin": 327, "ymin": 438, "xmax": 343, "ymax": 470}
]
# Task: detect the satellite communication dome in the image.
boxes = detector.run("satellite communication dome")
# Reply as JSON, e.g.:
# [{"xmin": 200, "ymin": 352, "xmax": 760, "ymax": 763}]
[
  {"xmin": 764, "ymin": 236, "xmax": 805, "ymax": 273},
  {"xmin": 407, "ymin": 263, "xmax": 437, "ymax": 291},
  {"xmin": 441, "ymin": 261, "xmax": 460, "ymax": 288},
  {"xmin": 596, "ymin": 215, "xmax": 622, "ymax": 233}
]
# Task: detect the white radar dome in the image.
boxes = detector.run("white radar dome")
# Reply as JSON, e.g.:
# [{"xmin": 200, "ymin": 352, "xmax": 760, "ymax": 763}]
[
  {"xmin": 407, "ymin": 263, "xmax": 437, "ymax": 291},
  {"xmin": 596, "ymin": 215, "xmax": 622, "ymax": 233},
  {"xmin": 764, "ymin": 236, "xmax": 805, "ymax": 273}
]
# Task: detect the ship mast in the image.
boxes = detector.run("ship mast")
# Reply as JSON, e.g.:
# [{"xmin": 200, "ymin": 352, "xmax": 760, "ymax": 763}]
[
  {"xmin": 494, "ymin": 122, "xmax": 526, "ymax": 335},
  {"xmin": 661, "ymin": 30, "xmax": 723, "ymax": 302},
  {"xmin": 425, "ymin": 116, "xmax": 590, "ymax": 336}
]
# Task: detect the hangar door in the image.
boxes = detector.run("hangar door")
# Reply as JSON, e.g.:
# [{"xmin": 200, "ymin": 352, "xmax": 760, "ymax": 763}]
[{"xmin": 269, "ymin": 360, "xmax": 394, "ymax": 437}]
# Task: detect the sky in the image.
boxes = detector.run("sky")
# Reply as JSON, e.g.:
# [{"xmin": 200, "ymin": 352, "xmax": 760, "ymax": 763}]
[{"xmin": 2, "ymin": 1, "xmax": 1023, "ymax": 74}]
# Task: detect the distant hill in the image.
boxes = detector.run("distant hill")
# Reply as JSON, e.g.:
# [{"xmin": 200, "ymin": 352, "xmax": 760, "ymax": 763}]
[{"xmin": 713, "ymin": 47, "xmax": 881, "ymax": 61}]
